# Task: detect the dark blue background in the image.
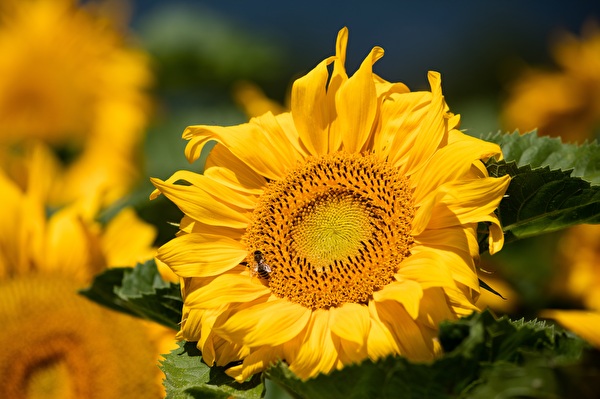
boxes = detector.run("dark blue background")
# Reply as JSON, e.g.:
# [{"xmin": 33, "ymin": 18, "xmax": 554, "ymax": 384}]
[{"xmin": 131, "ymin": 1, "xmax": 600, "ymax": 96}]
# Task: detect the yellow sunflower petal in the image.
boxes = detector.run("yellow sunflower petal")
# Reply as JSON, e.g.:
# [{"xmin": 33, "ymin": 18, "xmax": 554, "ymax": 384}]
[
  {"xmin": 375, "ymin": 300, "xmax": 435, "ymax": 361},
  {"xmin": 412, "ymin": 132, "xmax": 502, "ymax": 203},
  {"xmin": 409, "ymin": 245, "xmax": 478, "ymax": 291},
  {"xmin": 337, "ymin": 45, "xmax": 383, "ymax": 152},
  {"xmin": 373, "ymin": 73, "xmax": 410, "ymax": 100},
  {"xmin": 395, "ymin": 250, "xmax": 457, "ymax": 290},
  {"xmin": 251, "ymin": 111, "xmax": 306, "ymax": 170},
  {"xmin": 180, "ymin": 307, "xmax": 204, "ymax": 342},
  {"xmin": 413, "ymin": 175, "xmax": 510, "ymax": 235},
  {"xmin": 43, "ymin": 205, "xmax": 98, "ymax": 283},
  {"xmin": 197, "ymin": 305, "xmax": 250, "ymax": 366},
  {"xmin": 417, "ymin": 287, "xmax": 457, "ymax": 330},
  {"xmin": 436, "ymin": 176, "xmax": 510, "ymax": 228},
  {"xmin": 273, "ymin": 112, "xmax": 310, "ymax": 158},
  {"xmin": 326, "ymin": 27, "xmax": 349, "ymax": 151},
  {"xmin": 330, "ymin": 302, "xmax": 370, "ymax": 346},
  {"xmin": 394, "ymin": 71, "xmax": 447, "ymax": 176},
  {"xmin": 101, "ymin": 207, "xmax": 157, "ymax": 267},
  {"xmin": 414, "ymin": 224, "xmax": 480, "ymax": 260},
  {"xmin": 150, "ymin": 177, "xmax": 250, "ymax": 229},
  {"xmin": 291, "ymin": 56, "xmax": 335, "ymax": 155},
  {"xmin": 214, "ymin": 336, "xmax": 251, "ymax": 366},
  {"xmin": 156, "ymin": 234, "xmax": 247, "ymax": 278},
  {"xmin": 155, "ymin": 170, "xmax": 257, "ymax": 209},
  {"xmin": 226, "ymin": 345, "xmax": 281, "ymax": 382},
  {"xmin": 204, "ymin": 149, "xmax": 266, "ymax": 195},
  {"xmin": 331, "ymin": 27, "xmax": 349, "ymax": 88},
  {"xmin": 541, "ymin": 310, "xmax": 600, "ymax": 348},
  {"xmin": 447, "ymin": 113, "xmax": 461, "ymax": 131},
  {"xmin": 183, "ymin": 118, "xmax": 296, "ymax": 180},
  {"xmin": 373, "ymin": 279, "xmax": 423, "ymax": 319},
  {"xmin": 376, "ymin": 91, "xmax": 432, "ymax": 165},
  {"xmin": 289, "ymin": 309, "xmax": 338, "ymax": 379},
  {"xmin": 216, "ymin": 298, "xmax": 311, "ymax": 347},
  {"xmin": 177, "ymin": 215, "xmax": 245, "ymax": 242},
  {"xmin": 185, "ymin": 272, "xmax": 270, "ymax": 309},
  {"xmin": 367, "ymin": 301, "xmax": 401, "ymax": 360}
]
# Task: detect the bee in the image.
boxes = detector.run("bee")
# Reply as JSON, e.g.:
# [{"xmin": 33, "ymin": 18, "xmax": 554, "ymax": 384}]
[{"xmin": 251, "ymin": 250, "xmax": 272, "ymax": 280}]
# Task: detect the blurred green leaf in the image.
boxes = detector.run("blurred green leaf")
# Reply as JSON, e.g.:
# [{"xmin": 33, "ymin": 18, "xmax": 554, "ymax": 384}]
[
  {"xmin": 487, "ymin": 161, "xmax": 600, "ymax": 241},
  {"xmin": 80, "ymin": 260, "xmax": 182, "ymax": 330},
  {"xmin": 161, "ymin": 341, "xmax": 265, "ymax": 399},
  {"xmin": 266, "ymin": 310, "xmax": 591, "ymax": 399},
  {"xmin": 136, "ymin": 3, "xmax": 289, "ymax": 93},
  {"xmin": 482, "ymin": 131, "xmax": 600, "ymax": 185}
]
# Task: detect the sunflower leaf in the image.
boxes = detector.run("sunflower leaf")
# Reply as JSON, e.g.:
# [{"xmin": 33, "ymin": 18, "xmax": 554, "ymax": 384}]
[
  {"xmin": 486, "ymin": 161, "xmax": 600, "ymax": 241},
  {"xmin": 266, "ymin": 310, "xmax": 594, "ymax": 399},
  {"xmin": 78, "ymin": 267, "xmax": 138, "ymax": 317},
  {"xmin": 481, "ymin": 130, "xmax": 600, "ymax": 185},
  {"xmin": 161, "ymin": 341, "xmax": 265, "ymax": 399},
  {"xmin": 80, "ymin": 259, "xmax": 183, "ymax": 330}
]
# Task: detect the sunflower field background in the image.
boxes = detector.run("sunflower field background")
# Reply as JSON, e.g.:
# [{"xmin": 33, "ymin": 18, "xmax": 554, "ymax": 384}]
[{"xmin": 2, "ymin": 1, "xmax": 600, "ymax": 398}]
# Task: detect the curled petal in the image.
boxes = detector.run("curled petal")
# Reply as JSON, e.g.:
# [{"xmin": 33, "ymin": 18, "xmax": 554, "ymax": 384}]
[
  {"xmin": 150, "ymin": 177, "xmax": 250, "ymax": 229},
  {"xmin": 291, "ymin": 56, "xmax": 336, "ymax": 156},
  {"xmin": 337, "ymin": 45, "xmax": 383, "ymax": 152}
]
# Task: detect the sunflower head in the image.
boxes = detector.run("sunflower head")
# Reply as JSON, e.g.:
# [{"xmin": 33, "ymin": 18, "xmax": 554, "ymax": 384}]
[
  {"xmin": 0, "ymin": 140, "xmax": 174, "ymax": 398},
  {"xmin": 0, "ymin": 0, "xmax": 152, "ymax": 208},
  {"xmin": 152, "ymin": 27, "xmax": 510, "ymax": 381}
]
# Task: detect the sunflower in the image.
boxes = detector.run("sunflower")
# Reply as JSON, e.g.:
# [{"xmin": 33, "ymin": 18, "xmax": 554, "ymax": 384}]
[
  {"xmin": 151, "ymin": 28, "xmax": 510, "ymax": 381},
  {"xmin": 502, "ymin": 22, "xmax": 600, "ymax": 143},
  {"xmin": 541, "ymin": 224, "xmax": 600, "ymax": 349},
  {"xmin": 0, "ymin": 143, "xmax": 175, "ymax": 398},
  {"xmin": 0, "ymin": 0, "xmax": 152, "ymax": 207}
]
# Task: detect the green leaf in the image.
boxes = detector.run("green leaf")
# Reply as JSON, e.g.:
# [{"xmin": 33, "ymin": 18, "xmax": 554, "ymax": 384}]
[
  {"xmin": 486, "ymin": 161, "xmax": 600, "ymax": 240},
  {"xmin": 80, "ymin": 259, "xmax": 183, "ymax": 330},
  {"xmin": 161, "ymin": 341, "xmax": 265, "ymax": 399},
  {"xmin": 481, "ymin": 131, "xmax": 600, "ymax": 185},
  {"xmin": 265, "ymin": 310, "xmax": 591, "ymax": 399},
  {"xmin": 78, "ymin": 267, "xmax": 138, "ymax": 317}
]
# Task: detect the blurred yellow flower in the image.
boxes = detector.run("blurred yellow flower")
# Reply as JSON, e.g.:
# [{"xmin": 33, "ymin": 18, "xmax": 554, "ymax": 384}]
[
  {"xmin": 502, "ymin": 23, "xmax": 600, "ymax": 143},
  {"xmin": 233, "ymin": 81, "xmax": 286, "ymax": 118},
  {"xmin": 502, "ymin": 21, "xmax": 600, "ymax": 347},
  {"xmin": 554, "ymin": 224, "xmax": 600, "ymax": 311},
  {"xmin": 542, "ymin": 224, "xmax": 600, "ymax": 349},
  {"xmin": 151, "ymin": 28, "xmax": 510, "ymax": 381},
  {"xmin": 0, "ymin": 0, "xmax": 152, "ymax": 207},
  {"xmin": 0, "ymin": 143, "xmax": 174, "ymax": 398},
  {"xmin": 540, "ymin": 310, "xmax": 600, "ymax": 348}
]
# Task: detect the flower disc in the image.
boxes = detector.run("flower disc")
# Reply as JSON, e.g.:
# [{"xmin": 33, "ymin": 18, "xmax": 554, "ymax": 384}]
[{"xmin": 244, "ymin": 152, "xmax": 414, "ymax": 309}]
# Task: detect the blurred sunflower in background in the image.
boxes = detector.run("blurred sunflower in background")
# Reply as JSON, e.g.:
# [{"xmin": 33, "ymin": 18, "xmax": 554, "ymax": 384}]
[
  {"xmin": 151, "ymin": 28, "xmax": 510, "ymax": 381},
  {"xmin": 0, "ymin": 143, "xmax": 174, "ymax": 398},
  {"xmin": 542, "ymin": 224, "xmax": 600, "ymax": 348},
  {"xmin": 0, "ymin": 0, "xmax": 152, "ymax": 208},
  {"xmin": 0, "ymin": 0, "xmax": 178, "ymax": 397},
  {"xmin": 502, "ymin": 21, "xmax": 600, "ymax": 144},
  {"xmin": 501, "ymin": 21, "xmax": 600, "ymax": 348}
]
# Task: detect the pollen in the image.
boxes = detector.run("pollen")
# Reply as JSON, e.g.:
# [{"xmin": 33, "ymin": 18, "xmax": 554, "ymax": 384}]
[{"xmin": 243, "ymin": 152, "xmax": 414, "ymax": 309}]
